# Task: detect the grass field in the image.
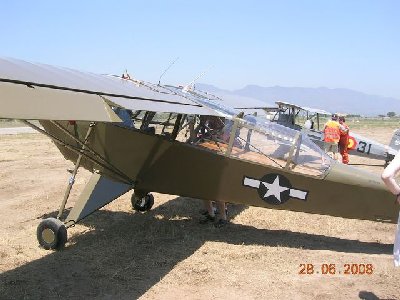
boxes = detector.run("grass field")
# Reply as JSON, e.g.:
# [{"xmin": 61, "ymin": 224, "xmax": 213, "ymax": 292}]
[
  {"xmin": 0, "ymin": 124, "xmax": 400, "ymax": 299},
  {"xmin": 295, "ymin": 116, "xmax": 400, "ymax": 130},
  {"xmin": 0, "ymin": 119, "xmax": 41, "ymax": 128},
  {"xmin": 328, "ymin": 117, "xmax": 399, "ymax": 130}
]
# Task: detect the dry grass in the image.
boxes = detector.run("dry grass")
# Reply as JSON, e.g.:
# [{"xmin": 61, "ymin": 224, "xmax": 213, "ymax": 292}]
[{"xmin": 0, "ymin": 127, "xmax": 399, "ymax": 299}]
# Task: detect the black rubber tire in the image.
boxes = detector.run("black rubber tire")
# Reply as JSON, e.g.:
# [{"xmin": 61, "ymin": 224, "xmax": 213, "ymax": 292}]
[
  {"xmin": 132, "ymin": 193, "xmax": 154, "ymax": 212},
  {"xmin": 37, "ymin": 218, "xmax": 67, "ymax": 250}
]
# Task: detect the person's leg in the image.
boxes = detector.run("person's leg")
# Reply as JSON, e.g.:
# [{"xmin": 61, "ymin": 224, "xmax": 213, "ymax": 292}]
[
  {"xmin": 199, "ymin": 200, "xmax": 215, "ymax": 224},
  {"xmin": 324, "ymin": 143, "xmax": 332, "ymax": 159},
  {"xmin": 342, "ymin": 146, "xmax": 349, "ymax": 164},
  {"xmin": 214, "ymin": 201, "xmax": 228, "ymax": 227},
  {"xmin": 332, "ymin": 143, "xmax": 339, "ymax": 160},
  {"xmin": 204, "ymin": 200, "xmax": 215, "ymax": 216},
  {"xmin": 216, "ymin": 201, "xmax": 226, "ymax": 221},
  {"xmin": 323, "ymin": 142, "xmax": 330, "ymax": 154},
  {"xmin": 339, "ymin": 142, "xmax": 347, "ymax": 163}
]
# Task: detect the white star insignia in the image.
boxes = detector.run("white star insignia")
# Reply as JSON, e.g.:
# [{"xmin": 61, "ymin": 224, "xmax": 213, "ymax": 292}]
[{"xmin": 261, "ymin": 175, "xmax": 289, "ymax": 202}]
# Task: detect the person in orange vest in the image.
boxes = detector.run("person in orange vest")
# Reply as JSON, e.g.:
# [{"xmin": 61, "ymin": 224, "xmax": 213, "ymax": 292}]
[
  {"xmin": 338, "ymin": 116, "xmax": 350, "ymax": 164},
  {"xmin": 323, "ymin": 114, "xmax": 341, "ymax": 160}
]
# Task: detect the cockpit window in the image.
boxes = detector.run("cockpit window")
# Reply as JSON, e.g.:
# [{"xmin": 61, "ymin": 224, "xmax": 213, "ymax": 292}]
[{"xmin": 193, "ymin": 114, "xmax": 331, "ymax": 178}]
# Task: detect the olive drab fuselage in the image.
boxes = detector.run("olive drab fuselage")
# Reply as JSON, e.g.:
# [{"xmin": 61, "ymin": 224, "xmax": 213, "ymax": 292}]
[{"xmin": 40, "ymin": 120, "xmax": 398, "ymax": 223}]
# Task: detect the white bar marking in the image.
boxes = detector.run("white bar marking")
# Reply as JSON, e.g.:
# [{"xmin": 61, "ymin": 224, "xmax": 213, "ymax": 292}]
[
  {"xmin": 243, "ymin": 177, "xmax": 260, "ymax": 189},
  {"xmin": 289, "ymin": 189, "xmax": 307, "ymax": 200}
]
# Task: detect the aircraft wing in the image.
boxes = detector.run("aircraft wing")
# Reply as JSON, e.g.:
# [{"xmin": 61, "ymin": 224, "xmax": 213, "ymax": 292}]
[
  {"xmin": 210, "ymin": 93, "xmax": 273, "ymax": 118},
  {"xmin": 301, "ymin": 106, "xmax": 331, "ymax": 115},
  {"xmin": 0, "ymin": 57, "xmax": 221, "ymax": 121},
  {"xmin": 0, "ymin": 81, "xmax": 121, "ymax": 122},
  {"xmin": 188, "ymin": 88, "xmax": 274, "ymax": 117},
  {"xmin": 275, "ymin": 101, "xmax": 303, "ymax": 110},
  {"xmin": 276, "ymin": 101, "xmax": 332, "ymax": 115}
]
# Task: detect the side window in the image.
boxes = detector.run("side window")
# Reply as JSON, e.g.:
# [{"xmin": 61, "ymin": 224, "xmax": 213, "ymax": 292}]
[{"xmin": 194, "ymin": 118, "xmax": 329, "ymax": 178}]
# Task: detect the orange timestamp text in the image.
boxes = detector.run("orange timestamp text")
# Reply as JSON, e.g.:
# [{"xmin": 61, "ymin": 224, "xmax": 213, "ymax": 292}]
[{"xmin": 299, "ymin": 263, "xmax": 373, "ymax": 275}]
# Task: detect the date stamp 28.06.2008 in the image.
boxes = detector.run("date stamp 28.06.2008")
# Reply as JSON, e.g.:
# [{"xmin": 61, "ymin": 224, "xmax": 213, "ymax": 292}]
[{"xmin": 299, "ymin": 263, "xmax": 374, "ymax": 275}]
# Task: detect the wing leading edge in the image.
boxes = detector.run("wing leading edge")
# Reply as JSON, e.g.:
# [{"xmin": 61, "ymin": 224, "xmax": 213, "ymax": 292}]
[
  {"xmin": 0, "ymin": 57, "xmax": 222, "ymax": 121},
  {"xmin": 0, "ymin": 82, "xmax": 121, "ymax": 122}
]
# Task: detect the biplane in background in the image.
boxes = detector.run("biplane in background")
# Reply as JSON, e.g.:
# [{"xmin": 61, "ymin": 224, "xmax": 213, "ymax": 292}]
[
  {"xmin": 0, "ymin": 57, "xmax": 397, "ymax": 250},
  {"xmin": 187, "ymin": 86, "xmax": 276, "ymax": 119},
  {"xmin": 271, "ymin": 101, "xmax": 399, "ymax": 166}
]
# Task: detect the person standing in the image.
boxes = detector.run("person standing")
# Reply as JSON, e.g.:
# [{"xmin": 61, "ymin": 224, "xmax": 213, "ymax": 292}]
[
  {"xmin": 199, "ymin": 200, "xmax": 228, "ymax": 227},
  {"xmin": 338, "ymin": 116, "xmax": 350, "ymax": 164},
  {"xmin": 198, "ymin": 116, "xmax": 228, "ymax": 227},
  {"xmin": 382, "ymin": 152, "xmax": 400, "ymax": 266},
  {"xmin": 323, "ymin": 114, "xmax": 341, "ymax": 160}
]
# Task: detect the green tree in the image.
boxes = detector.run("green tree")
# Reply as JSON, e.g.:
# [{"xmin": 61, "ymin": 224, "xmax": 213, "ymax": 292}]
[{"xmin": 387, "ymin": 111, "xmax": 396, "ymax": 118}]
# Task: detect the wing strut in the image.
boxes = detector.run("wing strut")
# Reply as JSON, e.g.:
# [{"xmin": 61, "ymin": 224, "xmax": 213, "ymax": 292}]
[
  {"xmin": 57, "ymin": 123, "xmax": 95, "ymax": 219},
  {"xmin": 27, "ymin": 120, "xmax": 134, "ymax": 250},
  {"xmin": 23, "ymin": 120, "xmax": 132, "ymax": 184},
  {"xmin": 49, "ymin": 121, "xmax": 132, "ymax": 183}
]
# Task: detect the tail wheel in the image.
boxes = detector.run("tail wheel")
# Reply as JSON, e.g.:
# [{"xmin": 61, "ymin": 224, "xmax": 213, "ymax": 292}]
[
  {"xmin": 131, "ymin": 193, "xmax": 154, "ymax": 212},
  {"xmin": 37, "ymin": 218, "xmax": 67, "ymax": 250}
]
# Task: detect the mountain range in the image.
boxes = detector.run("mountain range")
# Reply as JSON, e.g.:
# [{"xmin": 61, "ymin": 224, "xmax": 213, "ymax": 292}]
[{"xmin": 197, "ymin": 84, "xmax": 400, "ymax": 116}]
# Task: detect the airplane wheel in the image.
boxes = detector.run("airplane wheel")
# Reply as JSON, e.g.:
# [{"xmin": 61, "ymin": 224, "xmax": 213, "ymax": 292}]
[
  {"xmin": 37, "ymin": 218, "xmax": 67, "ymax": 250},
  {"xmin": 132, "ymin": 193, "xmax": 154, "ymax": 212}
]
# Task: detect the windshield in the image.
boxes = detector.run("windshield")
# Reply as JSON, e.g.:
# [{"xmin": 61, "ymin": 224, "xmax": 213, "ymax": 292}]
[
  {"xmin": 190, "ymin": 115, "xmax": 330, "ymax": 177},
  {"xmin": 161, "ymin": 85, "xmax": 332, "ymax": 177},
  {"xmin": 239, "ymin": 116, "xmax": 331, "ymax": 176}
]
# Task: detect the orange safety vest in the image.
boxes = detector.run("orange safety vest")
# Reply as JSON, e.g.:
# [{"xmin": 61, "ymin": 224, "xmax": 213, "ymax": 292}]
[{"xmin": 324, "ymin": 120, "xmax": 340, "ymax": 143}]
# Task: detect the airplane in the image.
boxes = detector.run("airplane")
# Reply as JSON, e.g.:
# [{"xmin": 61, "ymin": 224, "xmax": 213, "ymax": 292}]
[
  {"xmin": 186, "ymin": 86, "xmax": 276, "ymax": 119},
  {"xmin": 271, "ymin": 101, "xmax": 399, "ymax": 166},
  {"xmin": 0, "ymin": 57, "xmax": 398, "ymax": 251}
]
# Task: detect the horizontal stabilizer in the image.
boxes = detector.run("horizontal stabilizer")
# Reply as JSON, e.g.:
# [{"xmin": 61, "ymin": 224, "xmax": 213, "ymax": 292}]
[{"xmin": 389, "ymin": 129, "xmax": 400, "ymax": 152}]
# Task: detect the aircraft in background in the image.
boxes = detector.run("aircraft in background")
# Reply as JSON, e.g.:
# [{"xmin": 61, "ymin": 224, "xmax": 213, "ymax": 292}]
[
  {"xmin": 270, "ymin": 101, "xmax": 399, "ymax": 166},
  {"xmin": 0, "ymin": 57, "xmax": 397, "ymax": 251}
]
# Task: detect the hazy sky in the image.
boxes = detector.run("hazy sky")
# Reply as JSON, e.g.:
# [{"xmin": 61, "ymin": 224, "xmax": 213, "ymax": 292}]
[{"xmin": 1, "ymin": 1, "xmax": 399, "ymax": 99}]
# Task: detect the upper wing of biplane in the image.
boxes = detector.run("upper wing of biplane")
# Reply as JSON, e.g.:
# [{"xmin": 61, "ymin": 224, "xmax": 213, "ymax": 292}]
[
  {"xmin": 0, "ymin": 57, "xmax": 222, "ymax": 121},
  {"xmin": 301, "ymin": 106, "xmax": 332, "ymax": 116},
  {"xmin": 275, "ymin": 101, "xmax": 332, "ymax": 115},
  {"xmin": 190, "ymin": 88, "xmax": 274, "ymax": 118},
  {"xmin": 275, "ymin": 100, "xmax": 303, "ymax": 111}
]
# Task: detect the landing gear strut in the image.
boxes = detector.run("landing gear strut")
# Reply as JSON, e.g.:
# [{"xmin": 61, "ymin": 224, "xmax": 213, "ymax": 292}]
[
  {"xmin": 33, "ymin": 122, "xmax": 95, "ymax": 250},
  {"xmin": 29, "ymin": 121, "xmax": 134, "ymax": 250},
  {"xmin": 131, "ymin": 192, "xmax": 154, "ymax": 212}
]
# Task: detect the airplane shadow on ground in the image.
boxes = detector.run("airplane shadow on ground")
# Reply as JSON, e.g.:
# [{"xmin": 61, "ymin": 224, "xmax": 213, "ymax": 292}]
[{"xmin": 0, "ymin": 196, "xmax": 393, "ymax": 299}]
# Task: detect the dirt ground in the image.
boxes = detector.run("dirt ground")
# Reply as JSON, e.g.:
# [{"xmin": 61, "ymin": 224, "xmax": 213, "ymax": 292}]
[{"xmin": 0, "ymin": 127, "xmax": 400, "ymax": 300}]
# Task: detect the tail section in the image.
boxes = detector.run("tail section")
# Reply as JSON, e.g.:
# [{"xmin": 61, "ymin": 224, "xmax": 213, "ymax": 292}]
[{"xmin": 389, "ymin": 129, "xmax": 400, "ymax": 151}]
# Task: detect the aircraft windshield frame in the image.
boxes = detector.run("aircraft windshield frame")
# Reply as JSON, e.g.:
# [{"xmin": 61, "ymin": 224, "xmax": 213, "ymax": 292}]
[
  {"xmin": 169, "ymin": 86, "xmax": 333, "ymax": 178},
  {"xmin": 237, "ymin": 116, "xmax": 331, "ymax": 177}
]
